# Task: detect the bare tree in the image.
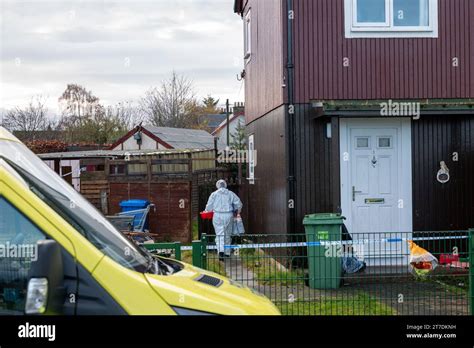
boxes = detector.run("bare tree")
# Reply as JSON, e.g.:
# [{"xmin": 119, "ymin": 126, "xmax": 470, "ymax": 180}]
[
  {"xmin": 74, "ymin": 104, "xmax": 130, "ymax": 144},
  {"xmin": 59, "ymin": 83, "xmax": 99, "ymax": 122},
  {"xmin": 58, "ymin": 84, "xmax": 133, "ymax": 144},
  {"xmin": 140, "ymin": 71, "xmax": 201, "ymax": 129},
  {"xmin": 3, "ymin": 95, "xmax": 51, "ymax": 134},
  {"xmin": 107, "ymin": 101, "xmax": 144, "ymax": 129}
]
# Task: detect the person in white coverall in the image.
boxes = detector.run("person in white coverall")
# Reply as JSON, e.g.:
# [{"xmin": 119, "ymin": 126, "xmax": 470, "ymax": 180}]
[{"xmin": 205, "ymin": 180, "xmax": 243, "ymax": 260}]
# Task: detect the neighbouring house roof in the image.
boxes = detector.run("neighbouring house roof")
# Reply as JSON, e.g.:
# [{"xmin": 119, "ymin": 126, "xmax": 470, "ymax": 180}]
[
  {"xmin": 24, "ymin": 139, "xmax": 109, "ymax": 154},
  {"xmin": 12, "ymin": 130, "xmax": 110, "ymax": 152},
  {"xmin": 38, "ymin": 148, "xmax": 213, "ymax": 161},
  {"xmin": 212, "ymin": 114, "xmax": 245, "ymax": 136},
  {"xmin": 110, "ymin": 125, "xmax": 216, "ymax": 150},
  {"xmin": 198, "ymin": 113, "xmax": 228, "ymax": 132},
  {"xmin": 146, "ymin": 125, "xmax": 215, "ymax": 149},
  {"xmin": 25, "ymin": 140, "xmax": 68, "ymax": 154}
]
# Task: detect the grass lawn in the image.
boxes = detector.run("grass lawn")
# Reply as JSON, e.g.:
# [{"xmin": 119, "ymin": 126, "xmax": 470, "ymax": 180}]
[
  {"xmin": 417, "ymin": 268, "xmax": 469, "ymax": 295},
  {"xmin": 253, "ymin": 267, "xmax": 305, "ymax": 286},
  {"xmin": 240, "ymin": 247, "xmax": 306, "ymax": 286},
  {"xmin": 181, "ymin": 250, "xmax": 227, "ymax": 277},
  {"xmin": 433, "ymin": 276, "xmax": 469, "ymax": 295},
  {"xmin": 239, "ymin": 248, "xmax": 397, "ymax": 315},
  {"xmin": 181, "ymin": 250, "xmax": 193, "ymax": 263},
  {"xmin": 192, "ymin": 219, "xmax": 199, "ymax": 241},
  {"xmin": 181, "ymin": 247, "xmax": 407, "ymax": 315},
  {"xmin": 277, "ymin": 292, "xmax": 397, "ymax": 316}
]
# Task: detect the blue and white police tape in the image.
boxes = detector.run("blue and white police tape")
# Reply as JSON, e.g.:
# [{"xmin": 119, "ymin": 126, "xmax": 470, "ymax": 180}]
[{"xmin": 181, "ymin": 234, "xmax": 468, "ymax": 251}]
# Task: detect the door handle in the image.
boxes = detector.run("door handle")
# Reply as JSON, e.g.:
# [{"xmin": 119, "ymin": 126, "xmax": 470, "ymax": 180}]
[{"xmin": 352, "ymin": 186, "xmax": 362, "ymax": 201}]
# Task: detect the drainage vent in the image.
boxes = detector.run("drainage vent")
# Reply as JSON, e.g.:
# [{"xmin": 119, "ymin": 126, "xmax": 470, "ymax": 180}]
[{"xmin": 195, "ymin": 275, "xmax": 223, "ymax": 287}]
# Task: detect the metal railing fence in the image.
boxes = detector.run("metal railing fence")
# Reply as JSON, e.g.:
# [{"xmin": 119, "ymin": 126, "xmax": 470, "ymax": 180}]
[{"xmin": 144, "ymin": 229, "xmax": 473, "ymax": 316}]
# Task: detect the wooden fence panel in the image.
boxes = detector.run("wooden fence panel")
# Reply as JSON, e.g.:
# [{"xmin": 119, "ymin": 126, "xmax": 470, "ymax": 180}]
[{"xmin": 109, "ymin": 182, "xmax": 192, "ymax": 243}]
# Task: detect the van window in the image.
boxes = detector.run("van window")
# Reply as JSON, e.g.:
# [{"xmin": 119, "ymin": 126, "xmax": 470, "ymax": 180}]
[
  {"xmin": 0, "ymin": 197, "xmax": 46, "ymax": 314},
  {"xmin": 0, "ymin": 141, "xmax": 150, "ymax": 273}
]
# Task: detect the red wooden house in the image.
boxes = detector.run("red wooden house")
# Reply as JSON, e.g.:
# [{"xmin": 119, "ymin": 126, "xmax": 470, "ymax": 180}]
[{"xmin": 234, "ymin": 0, "xmax": 474, "ymax": 237}]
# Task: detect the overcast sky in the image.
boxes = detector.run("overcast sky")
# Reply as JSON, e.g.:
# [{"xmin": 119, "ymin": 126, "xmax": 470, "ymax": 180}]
[{"xmin": 0, "ymin": 0, "xmax": 243, "ymax": 116}]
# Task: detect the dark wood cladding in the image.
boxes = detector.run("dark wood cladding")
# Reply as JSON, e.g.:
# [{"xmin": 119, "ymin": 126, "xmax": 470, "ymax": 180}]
[
  {"xmin": 245, "ymin": 106, "xmax": 287, "ymax": 234},
  {"xmin": 292, "ymin": 111, "xmax": 474, "ymax": 234},
  {"xmin": 412, "ymin": 115, "xmax": 474, "ymax": 231},
  {"xmin": 108, "ymin": 182, "xmax": 192, "ymax": 243},
  {"xmin": 293, "ymin": 0, "xmax": 474, "ymax": 101},
  {"xmin": 242, "ymin": 0, "xmax": 285, "ymax": 123},
  {"xmin": 294, "ymin": 106, "xmax": 340, "ymax": 233}
]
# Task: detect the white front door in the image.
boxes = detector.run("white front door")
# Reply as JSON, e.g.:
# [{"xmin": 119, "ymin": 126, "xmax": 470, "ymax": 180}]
[
  {"xmin": 350, "ymin": 127, "xmax": 399, "ymax": 233},
  {"xmin": 340, "ymin": 118, "xmax": 413, "ymax": 265}
]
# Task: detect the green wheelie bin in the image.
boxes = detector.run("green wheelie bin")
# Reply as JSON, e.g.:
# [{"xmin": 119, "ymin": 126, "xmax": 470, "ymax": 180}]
[{"xmin": 303, "ymin": 213, "xmax": 344, "ymax": 289}]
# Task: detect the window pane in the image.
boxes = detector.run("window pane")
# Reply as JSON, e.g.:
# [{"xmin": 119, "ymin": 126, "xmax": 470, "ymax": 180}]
[
  {"xmin": 394, "ymin": 0, "xmax": 429, "ymax": 27},
  {"xmin": 378, "ymin": 137, "xmax": 391, "ymax": 148},
  {"xmin": 357, "ymin": 0, "xmax": 386, "ymax": 23},
  {"xmin": 356, "ymin": 137, "xmax": 370, "ymax": 148}
]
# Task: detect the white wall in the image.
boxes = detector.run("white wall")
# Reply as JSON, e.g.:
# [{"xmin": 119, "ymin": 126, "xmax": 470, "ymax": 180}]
[
  {"xmin": 43, "ymin": 159, "xmax": 81, "ymax": 191},
  {"xmin": 112, "ymin": 132, "xmax": 166, "ymax": 150},
  {"xmin": 215, "ymin": 116, "xmax": 245, "ymax": 147}
]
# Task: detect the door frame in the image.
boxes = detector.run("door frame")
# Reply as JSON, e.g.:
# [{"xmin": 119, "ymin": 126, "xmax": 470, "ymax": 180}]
[{"xmin": 339, "ymin": 117, "xmax": 413, "ymax": 233}]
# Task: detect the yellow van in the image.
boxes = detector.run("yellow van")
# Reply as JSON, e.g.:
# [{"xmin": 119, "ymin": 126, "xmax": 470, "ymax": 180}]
[{"xmin": 0, "ymin": 127, "xmax": 280, "ymax": 315}]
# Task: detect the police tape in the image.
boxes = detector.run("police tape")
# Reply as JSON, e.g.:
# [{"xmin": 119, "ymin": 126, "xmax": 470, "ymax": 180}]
[
  {"xmin": 221, "ymin": 235, "xmax": 468, "ymax": 250},
  {"xmin": 163, "ymin": 234, "xmax": 468, "ymax": 252}
]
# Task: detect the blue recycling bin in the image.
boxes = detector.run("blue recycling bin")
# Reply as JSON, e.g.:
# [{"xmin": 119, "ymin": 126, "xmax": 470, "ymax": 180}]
[{"xmin": 119, "ymin": 199, "xmax": 150, "ymax": 230}]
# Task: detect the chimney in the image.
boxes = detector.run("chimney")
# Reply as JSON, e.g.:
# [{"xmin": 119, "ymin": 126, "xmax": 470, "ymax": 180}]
[{"xmin": 232, "ymin": 102, "xmax": 245, "ymax": 117}]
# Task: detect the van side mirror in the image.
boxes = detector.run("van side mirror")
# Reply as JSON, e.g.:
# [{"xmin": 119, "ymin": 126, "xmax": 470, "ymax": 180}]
[{"xmin": 25, "ymin": 240, "xmax": 64, "ymax": 314}]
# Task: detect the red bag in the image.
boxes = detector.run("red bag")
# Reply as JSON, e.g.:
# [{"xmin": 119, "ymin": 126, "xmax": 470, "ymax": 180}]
[{"xmin": 200, "ymin": 211, "xmax": 214, "ymax": 220}]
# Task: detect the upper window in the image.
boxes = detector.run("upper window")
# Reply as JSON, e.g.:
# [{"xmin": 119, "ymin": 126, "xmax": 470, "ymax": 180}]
[
  {"xmin": 244, "ymin": 9, "xmax": 251, "ymax": 62},
  {"xmin": 345, "ymin": 0, "xmax": 438, "ymax": 38}
]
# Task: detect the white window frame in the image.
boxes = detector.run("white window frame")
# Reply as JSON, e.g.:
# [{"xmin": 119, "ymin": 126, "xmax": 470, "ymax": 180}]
[
  {"xmin": 248, "ymin": 134, "xmax": 255, "ymax": 185},
  {"xmin": 244, "ymin": 9, "xmax": 251, "ymax": 63},
  {"xmin": 345, "ymin": 0, "xmax": 438, "ymax": 38}
]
